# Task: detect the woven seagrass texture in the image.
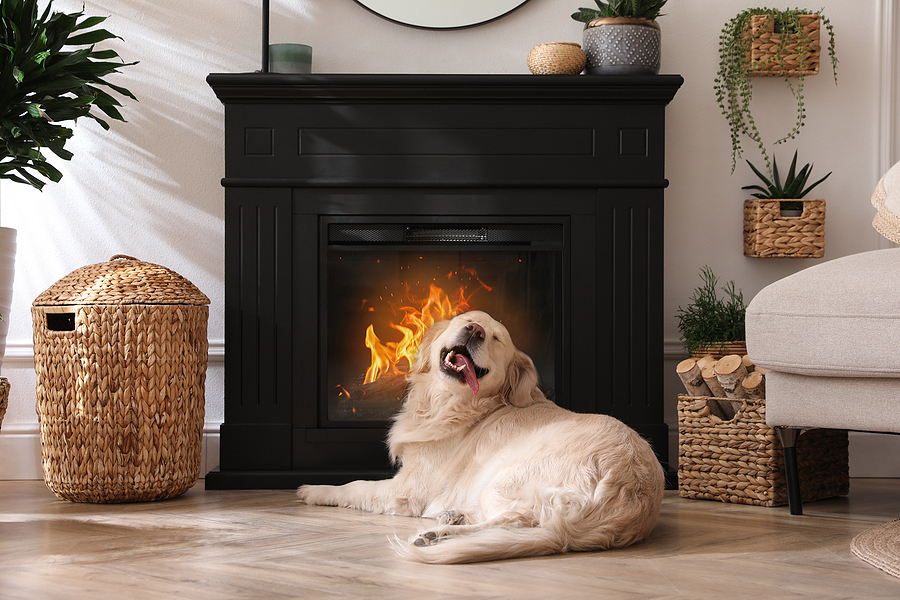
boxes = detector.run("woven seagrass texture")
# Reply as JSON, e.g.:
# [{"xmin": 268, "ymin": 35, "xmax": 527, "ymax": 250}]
[
  {"xmin": 0, "ymin": 377, "xmax": 8, "ymax": 431},
  {"xmin": 743, "ymin": 199, "xmax": 825, "ymax": 258},
  {"xmin": 746, "ymin": 14, "xmax": 821, "ymax": 77},
  {"xmin": 33, "ymin": 255, "xmax": 210, "ymax": 306},
  {"xmin": 678, "ymin": 395, "xmax": 849, "ymax": 506},
  {"xmin": 527, "ymin": 42, "xmax": 587, "ymax": 75},
  {"xmin": 689, "ymin": 341, "xmax": 747, "ymax": 360},
  {"xmin": 33, "ymin": 256, "xmax": 209, "ymax": 503}
]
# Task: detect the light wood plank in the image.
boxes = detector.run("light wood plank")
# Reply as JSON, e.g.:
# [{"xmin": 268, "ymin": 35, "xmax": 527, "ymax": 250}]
[{"xmin": 0, "ymin": 480, "xmax": 898, "ymax": 599}]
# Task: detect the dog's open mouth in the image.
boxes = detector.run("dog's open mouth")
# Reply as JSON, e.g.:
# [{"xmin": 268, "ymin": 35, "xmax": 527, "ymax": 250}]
[{"xmin": 440, "ymin": 346, "xmax": 489, "ymax": 396}]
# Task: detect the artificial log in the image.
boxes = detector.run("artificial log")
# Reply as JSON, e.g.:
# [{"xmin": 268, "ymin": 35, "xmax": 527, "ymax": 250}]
[
  {"xmin": 714, "ymin": 354, "xmax": 750, "ymax": 400},
  {"xmin": 742, "ymin": 354, "xmax": 755, "ymax": 373},
  {"xmin": 743, "ymin": 370, "xmax": 766, "ymax": 400},
  {"xmin": 342, "ymin": 373, "xmax": 409, "ymax": 403},
  {"xmin": 701, "ymin": 362, "xmax": 726, "ymax": 398},
  {"xmin": 696, "ymin": 355, "xmax": 717, "ymax": 371},
  {"xmin": 676, "ymin": 358, "xmax": 711, "ymax": 396}
]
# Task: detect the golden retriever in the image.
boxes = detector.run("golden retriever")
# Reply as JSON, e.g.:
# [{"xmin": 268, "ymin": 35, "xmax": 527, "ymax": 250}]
[{"xmin": 297, "ymin": 310, "xmax": 664, "ymax": 564}]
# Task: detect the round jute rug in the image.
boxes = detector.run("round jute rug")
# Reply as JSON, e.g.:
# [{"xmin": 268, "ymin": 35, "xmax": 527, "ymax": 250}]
[{"xmin": 851, "ymin": 519, "xmax": 900, "ymax": 579}]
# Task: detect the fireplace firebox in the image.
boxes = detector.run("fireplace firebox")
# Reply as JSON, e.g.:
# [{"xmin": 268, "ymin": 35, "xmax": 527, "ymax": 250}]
[
  {"xmin": 324, "ymin": 217, "xmax": 564, "ymax": 424},
  {"xmin": 206, "ymin": 74, "xmax": 682, "ymax": 488}
]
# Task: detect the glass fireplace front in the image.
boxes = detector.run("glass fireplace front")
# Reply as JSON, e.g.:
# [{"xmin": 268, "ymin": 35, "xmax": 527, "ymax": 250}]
[{"xmin": 322, "ymin": 217, "xmax": 566, "ymax": 426}]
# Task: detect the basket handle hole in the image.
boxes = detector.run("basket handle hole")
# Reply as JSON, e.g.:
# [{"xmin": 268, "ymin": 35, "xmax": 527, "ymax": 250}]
[{"xmin": 47, "ymin": 313, "xmax": 75, "ymax": 332}]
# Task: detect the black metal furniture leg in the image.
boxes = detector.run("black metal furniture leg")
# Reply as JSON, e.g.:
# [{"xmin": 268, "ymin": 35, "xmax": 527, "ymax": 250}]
[{"xmin": 777, "ymin": 427, "xmax": 803, "ymax": 515}]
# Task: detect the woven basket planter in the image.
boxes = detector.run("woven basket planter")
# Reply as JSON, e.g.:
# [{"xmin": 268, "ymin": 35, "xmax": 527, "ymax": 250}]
[
  {"xmin": 689, "ymin": 341, "xmax": 747, "ymax": 360},
  {"xmin": 0, "ymin": 377, "xmax": 8, "ymax": 431},
  {"xmin": 32, "ymin": 256, "xmax": 210, "ymax": 503},
  {"xmin": 746, "ymin": 14, "xmax": 821, "ymax": 77},
  {"xmin": 527, "ymin": 42, "xmax": 586, "ymax": 75},
  {"xmin": 678, "ymin": 395, "xmax": 849, "ymax": 507},
  {"xmin": 744, "ymin": 199, "xmax": 825, "ymax": 258}
]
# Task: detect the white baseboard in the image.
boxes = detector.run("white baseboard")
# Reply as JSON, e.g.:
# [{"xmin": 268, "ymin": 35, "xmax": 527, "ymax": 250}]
[{"xmin": 0, "ymin": 423, "xmax": 221, "ymax": 481}]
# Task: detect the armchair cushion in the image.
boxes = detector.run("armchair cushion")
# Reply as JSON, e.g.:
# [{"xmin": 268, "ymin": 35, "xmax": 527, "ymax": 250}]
[{"xmin": 746, "ymin": 247, "xmax": 900, "ymax": 378}]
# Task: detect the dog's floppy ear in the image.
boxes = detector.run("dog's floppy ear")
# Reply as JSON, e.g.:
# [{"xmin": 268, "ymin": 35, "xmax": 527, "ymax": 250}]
[
  {"xmin": 410, "ymin": 319, "xmax": 451, "ymax": 375},
  {"xmin": 502, "ymin": 350, "xmax": 540, "ymax": 407}
]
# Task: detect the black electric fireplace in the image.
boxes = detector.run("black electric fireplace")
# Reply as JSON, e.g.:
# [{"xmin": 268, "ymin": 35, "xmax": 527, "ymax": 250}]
[{"xmin": 206, "ymin": 73, "xmax": 682, "ymax": 488}]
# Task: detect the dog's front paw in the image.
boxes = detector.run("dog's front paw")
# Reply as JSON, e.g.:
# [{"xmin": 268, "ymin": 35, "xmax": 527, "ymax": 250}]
[
  {"xmin": 438, "ymin": 510, "xmax": 468, "ymax": 526},
  {"xmin": 297, "ymin": 484, "xmax": 331, "ymax": 505}
]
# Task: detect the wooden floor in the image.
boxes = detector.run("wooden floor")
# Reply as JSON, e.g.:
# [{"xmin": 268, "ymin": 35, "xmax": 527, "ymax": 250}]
[{"xmin": 1, "ymin": 479, "xmax": 899, "ymax": 599}]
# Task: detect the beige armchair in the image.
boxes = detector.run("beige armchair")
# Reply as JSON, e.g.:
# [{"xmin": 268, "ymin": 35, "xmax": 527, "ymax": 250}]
[{"xmin": 746, "ymin": 161, "xmax": 900, "ymax": 515}]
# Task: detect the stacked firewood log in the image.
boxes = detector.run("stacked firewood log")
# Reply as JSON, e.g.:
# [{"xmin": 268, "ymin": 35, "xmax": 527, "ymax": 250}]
[{"xmin": 676, "ymin": 354, "xmax": 768, "ymax": 419}]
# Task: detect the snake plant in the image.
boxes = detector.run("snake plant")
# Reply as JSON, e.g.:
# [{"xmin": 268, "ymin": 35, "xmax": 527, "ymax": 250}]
[
  {"xmin": 571, "ymin": 0, "xmax": 667, "ymax": 22},
  {"xmin": 743, "ymin": 150, "xmax": 831, "ymax": 205}
]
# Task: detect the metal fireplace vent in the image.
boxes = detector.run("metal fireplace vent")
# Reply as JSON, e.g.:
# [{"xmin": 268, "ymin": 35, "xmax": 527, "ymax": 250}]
[{"xmin": 328, "ymin": 223, "xmax": 564, "ymax": 244}]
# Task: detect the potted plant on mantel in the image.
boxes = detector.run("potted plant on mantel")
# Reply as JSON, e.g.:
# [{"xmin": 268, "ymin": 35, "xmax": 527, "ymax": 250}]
[
  {"xmin": 571, "ymin": 0, "xmax": 667, "ymax": 75},
  {"xmin": 0, "ymin": 0, "xmax": 136, "ymax": 420},
  {"xmin": 743, "ymin": 150, "xmax": 831, "ymax": 258},
  {"xmin": 714, "ymin": 7, "xmax": 837, "ymax": 175}
]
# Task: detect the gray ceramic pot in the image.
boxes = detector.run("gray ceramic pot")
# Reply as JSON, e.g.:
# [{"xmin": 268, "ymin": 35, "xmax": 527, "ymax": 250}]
[{"xmin": 582, "ymin": 17, "xmax": 660, "ymax": 75}]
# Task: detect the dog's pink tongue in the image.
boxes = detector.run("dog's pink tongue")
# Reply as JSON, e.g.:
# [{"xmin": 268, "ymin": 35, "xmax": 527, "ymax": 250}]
[{"xmin": 453, "ymin": 353, "xmax": 479, "ymax": 396}]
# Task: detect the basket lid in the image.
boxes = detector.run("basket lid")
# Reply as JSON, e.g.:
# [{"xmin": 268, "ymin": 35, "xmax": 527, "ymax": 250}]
[{"xmin": 33, "ymin": 255, "xmax": 210, "ymax": 306}]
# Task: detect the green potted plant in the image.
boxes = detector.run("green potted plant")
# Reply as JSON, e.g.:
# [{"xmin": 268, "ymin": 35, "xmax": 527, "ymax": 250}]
[
  {"xmin": 676, "ymin": 266, "xmax": 746, "ymax": 358},
  {"xmin": 1, "ymin": 0, "xmax": 136, "ymax": 189},
  {"xmin": 743, "ymin": 150, "xmax": 830, "ymax": 258},
  {"xmin": 714, "ymin": 7, "xmax": 837, "ymax": 175},
  {"xmin": 0, "ymin": 0, "xmax": 136, "ymax": 377},
  {"xmin": 571, "ymin": 0, "xmax": 667, "ymax": 75}
]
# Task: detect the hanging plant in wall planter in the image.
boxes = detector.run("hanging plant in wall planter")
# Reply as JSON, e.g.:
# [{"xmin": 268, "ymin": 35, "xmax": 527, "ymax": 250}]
[
  {"xmin": 742, "ymin": 150, "xmax": 831, "ymax": 258},
  {"xmin": 571, "ymin": 0, "xmax": 667, "ymax": 75},
  {"xmin": 0, "ymin": 0, "xmax": 136, "ymax": 380},
  {"xmin": 714, "ymin": 7, "xmax": 837, "ymax": 175}
]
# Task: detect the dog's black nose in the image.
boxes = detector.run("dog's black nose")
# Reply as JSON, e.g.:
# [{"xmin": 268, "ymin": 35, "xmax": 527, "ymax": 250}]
[{"xmin": 466, "ymin": 322, "xmax": 485, "ymax": 339}]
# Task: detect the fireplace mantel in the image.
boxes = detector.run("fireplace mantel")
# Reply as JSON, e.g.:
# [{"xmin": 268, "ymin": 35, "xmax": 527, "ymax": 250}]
[{"xmin": 206, "ymin": 73, "xmax": 683, "ymax": 489}]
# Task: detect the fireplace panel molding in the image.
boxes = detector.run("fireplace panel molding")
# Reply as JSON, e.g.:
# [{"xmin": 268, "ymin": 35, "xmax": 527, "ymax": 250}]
[{"xmin": 207, "ymin": 73, "xmax": 683, "ymax": 489}]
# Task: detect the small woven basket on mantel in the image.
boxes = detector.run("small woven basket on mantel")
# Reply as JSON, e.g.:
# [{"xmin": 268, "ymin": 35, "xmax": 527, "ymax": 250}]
[{"xmin": 32, "ymin": 255, "xmax": 210, "ymax": 503}]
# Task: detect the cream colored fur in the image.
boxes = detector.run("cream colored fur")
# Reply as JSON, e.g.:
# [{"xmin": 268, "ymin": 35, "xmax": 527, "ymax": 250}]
[{"xmin": 297, "ymin": 311, "xmax": 664, "ymax": 564}]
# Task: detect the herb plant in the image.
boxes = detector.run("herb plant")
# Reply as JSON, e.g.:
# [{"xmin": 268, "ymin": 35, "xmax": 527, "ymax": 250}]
[
  {"xmin": 571, "ymin": 0, "xmax": 667, "ymax": 22},
  {"xmin": 0, "ymin": 0, "xmax": 137, "ymax": 190},
  {"xmin": 714, "ymin": 8, "xmax": 837, "ymax": 175},
  {"xmin": 676, "ymin": 267, "xmax": 746, "ymax": 355}
]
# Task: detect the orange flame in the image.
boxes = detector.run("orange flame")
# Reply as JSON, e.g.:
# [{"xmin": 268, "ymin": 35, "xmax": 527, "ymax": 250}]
[{"xmin": 363, "ymin": 276, "xmax": 485, "ymax": 385}]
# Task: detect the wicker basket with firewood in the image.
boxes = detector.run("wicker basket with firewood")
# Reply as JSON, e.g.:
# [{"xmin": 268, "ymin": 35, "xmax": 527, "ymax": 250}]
[{"xmin": 676, "ymin": 354, "xmax": 848, "ymax": 507}]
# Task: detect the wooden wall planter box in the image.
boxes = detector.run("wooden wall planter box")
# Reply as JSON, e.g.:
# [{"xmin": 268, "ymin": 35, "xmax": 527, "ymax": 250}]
[
  {"xmin": 743, "ymin": 199, "xmax": 825, "ymax": 258},
  {"xmin": 746, "ymin": 14, "xmax": 821, "ymax": 77}
]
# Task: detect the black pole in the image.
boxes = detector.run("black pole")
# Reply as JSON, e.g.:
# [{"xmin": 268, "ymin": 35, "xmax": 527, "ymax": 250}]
[{"xmin": 262, "ymin": 0, "xmax": 270, "ymax": 73}]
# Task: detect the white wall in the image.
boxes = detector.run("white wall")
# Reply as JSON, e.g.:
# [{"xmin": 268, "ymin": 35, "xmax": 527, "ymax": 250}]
[{"xmin": 1, "ymin": 0, "xmax": 897, "ymax": 479}]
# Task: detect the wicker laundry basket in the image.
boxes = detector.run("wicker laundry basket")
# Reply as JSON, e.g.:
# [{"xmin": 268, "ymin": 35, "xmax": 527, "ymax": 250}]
[{"xmin": 32, "ymin": 255, "xmax": 210, "ymax": 503}]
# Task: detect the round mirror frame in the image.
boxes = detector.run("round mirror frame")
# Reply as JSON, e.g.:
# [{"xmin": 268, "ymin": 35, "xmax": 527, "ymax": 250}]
[{"xmin": 353, "ymin": 0, "xmax": 530, "ymax": 30}]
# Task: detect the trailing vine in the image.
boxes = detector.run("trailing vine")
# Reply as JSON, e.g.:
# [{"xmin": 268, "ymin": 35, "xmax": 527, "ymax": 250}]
[{"xmin": 714, "ymin": 8, "xmax": 837, "ymax": 176}]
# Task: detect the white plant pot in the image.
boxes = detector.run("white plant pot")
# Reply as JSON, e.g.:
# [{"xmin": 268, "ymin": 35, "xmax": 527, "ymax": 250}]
[{"xmin": 0, "ymin": 227, "xmax": 17, "ymax": 373}]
